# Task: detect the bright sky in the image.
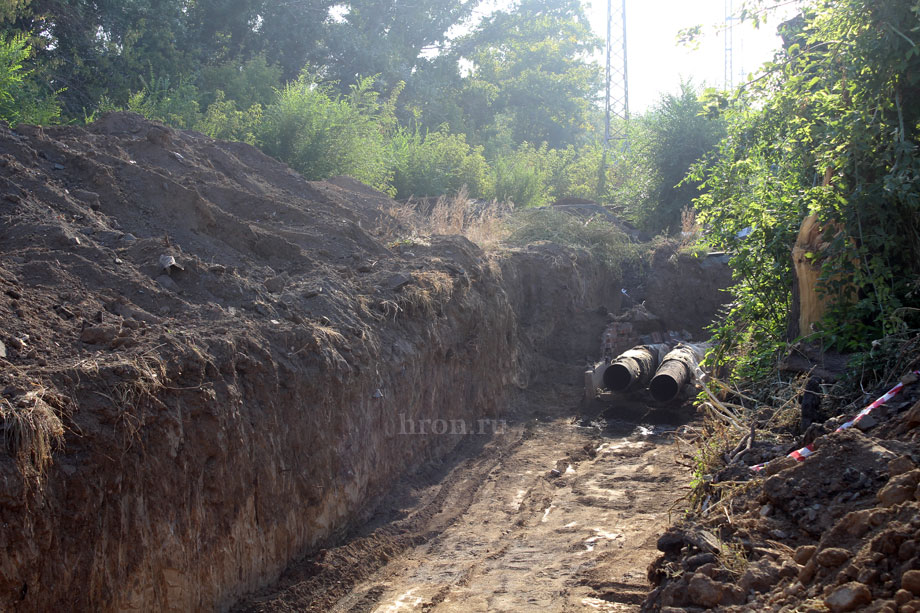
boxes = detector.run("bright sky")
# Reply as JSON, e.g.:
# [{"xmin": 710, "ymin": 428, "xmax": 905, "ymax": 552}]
[{"xmin": 584, "ymin": 0, "xmax": 796, "ymax": 112}]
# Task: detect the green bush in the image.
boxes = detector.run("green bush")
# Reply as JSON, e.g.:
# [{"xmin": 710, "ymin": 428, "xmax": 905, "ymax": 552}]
[
  {"xmin": 256, "ymin": 74, "xmax": 397, "ymax": 193},
  {"xmin": 126, "ymin": 75, "xmax": 201, "ymax": 129},
  {"xmin": 0, "ymin": 33, "xmax": 60, "ymax": 125},
  {"xmin": 694, "ymin": 0, "xmax": 920, "ymax": 377},
  {"xmin": 197, "ymin": 55, "xmax": 283, "ymax": 110},
  {"xmin": 487, "ymin": 143, "xmax": 549, "ymax": 207},
  {"xmin": 613, "ymin": 82, "xmax": 725, "ymax": 234},
  {"xmin": 198, "ymin": 91, "xmax": 262, "ymax": 144},
  {"xmin": 541, "ymin": 144, "xmax": 605, "ymax": 202},
  {"xmin": 390, "ymin": 126, "xmax": 490, "ymax": 199}
]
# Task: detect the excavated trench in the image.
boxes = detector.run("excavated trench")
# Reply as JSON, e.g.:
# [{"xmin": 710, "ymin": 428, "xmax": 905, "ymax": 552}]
[{"xmin": 0, "ymin": 114, "xmax": 731, "ymax": 612}]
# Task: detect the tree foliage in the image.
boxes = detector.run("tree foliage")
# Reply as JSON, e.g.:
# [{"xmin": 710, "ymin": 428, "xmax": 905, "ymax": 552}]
[
  {"xmin": 693, "ymin": 0, "xmax": 920, "ymax": 375},
  {"xmin": 620, "ymin": 82, "xmax": 725, "ymax": 234},
  {"xmin": 454, "ymin": 0, "xmax": 603, "ymax": 149},
  {"xmin": 0, "ymin": 32, "xmax": 59, "ymax": 125}
]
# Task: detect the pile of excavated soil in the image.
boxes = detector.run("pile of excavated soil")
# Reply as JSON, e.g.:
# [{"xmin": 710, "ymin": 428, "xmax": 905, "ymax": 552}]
[
  {"xmin": 642, "ymin": 371, "xmax": 920, "ymax": 613},
  {"xmin": 0, "ymin": 113, "xmax": 628, "ymax": 611}
]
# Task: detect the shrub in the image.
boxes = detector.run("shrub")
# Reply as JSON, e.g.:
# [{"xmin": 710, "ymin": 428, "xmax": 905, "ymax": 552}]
[
  {"xmin": 198, "ymin": 91, "xmax": 262, "ymax": 144},
  {"xmin": 0, "ymin": 33, "xmax": 60, "ymax": 125},
  {"xmin": 390, "ymin": 126, "xmax": 490, "ymax": 199},
  {"xmin": 125, "ymin": 75, "xmax": 201, "ymax": 129},
  {"xmin": 197, "ymin": 55, "xmax": 283, "ymax": 110},
  {"xmin": 487, "ymin": 143, "xmax": 549, "ymax": 207},
  {"xmin": 256, "ymin": 74, "xmax": 398, "ymax": 193}
]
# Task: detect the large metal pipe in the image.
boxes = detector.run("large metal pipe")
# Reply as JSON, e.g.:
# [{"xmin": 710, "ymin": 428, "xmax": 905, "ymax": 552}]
[
  {"xmin": 603, "ymin": 345, "xmax": 661, "ymax": 392},
  {"xmin": 649, "ymin": 344, "xmax": 704, "ymax": 402}
]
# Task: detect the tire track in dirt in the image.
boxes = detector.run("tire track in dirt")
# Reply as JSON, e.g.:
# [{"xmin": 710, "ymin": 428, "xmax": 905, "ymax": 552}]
[{"xmin": 237, "ymin": 391, "xmax": 695, "ymax": 613}]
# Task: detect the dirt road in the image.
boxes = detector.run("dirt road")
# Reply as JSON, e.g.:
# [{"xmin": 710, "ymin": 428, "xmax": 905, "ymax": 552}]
[{"xmin": 237, "ymin": 384, "xmax": 695, "ymax": 613}]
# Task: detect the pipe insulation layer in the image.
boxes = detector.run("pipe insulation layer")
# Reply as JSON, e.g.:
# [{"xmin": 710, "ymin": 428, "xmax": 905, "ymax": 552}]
[
  {"xmin": 603, "ymin": 346, "xmax": 661, "ymax": 392},
  {"xmin": 649, "ymin": 344, "xmax": 704, "ymax": 402}
]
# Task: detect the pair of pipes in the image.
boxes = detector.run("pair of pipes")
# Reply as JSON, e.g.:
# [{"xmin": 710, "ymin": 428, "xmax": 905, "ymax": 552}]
[{"xmin": 603, "ymin": 343, "xmax": 704, "ymax": 402}]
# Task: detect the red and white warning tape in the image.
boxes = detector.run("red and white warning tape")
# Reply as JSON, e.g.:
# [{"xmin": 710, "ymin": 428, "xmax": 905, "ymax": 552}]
[{"xmin": 751, "ymin": 370, "xmax": 920, "ymax": 472}]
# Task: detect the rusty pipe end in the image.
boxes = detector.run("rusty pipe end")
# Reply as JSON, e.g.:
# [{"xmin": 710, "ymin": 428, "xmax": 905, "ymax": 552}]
[
  {"xmin": 603, "ymin": 362, "xmax": 634, "ymax": 392},
  {"xmin": 649, "ymin": 360, "xmax": 690, "ymax": 402},
  {"xmin": 649, "ymin": 374, "xmax": 681, "ymax": 402}
]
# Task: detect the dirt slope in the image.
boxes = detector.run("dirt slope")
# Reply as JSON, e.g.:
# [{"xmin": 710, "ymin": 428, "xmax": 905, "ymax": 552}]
[{"xmin": 0, "ymin": 113, "xmax": 629, "ymax": 611}]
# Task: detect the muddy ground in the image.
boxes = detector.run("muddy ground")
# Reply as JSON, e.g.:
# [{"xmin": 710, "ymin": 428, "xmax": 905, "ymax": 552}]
[
  {"xmin": 235, "ymin": 385, "xmax": 699, "ymax": 613},
  {"xmin": 0, "ymin": 112, "xmax": 737, "ymax": 612}
]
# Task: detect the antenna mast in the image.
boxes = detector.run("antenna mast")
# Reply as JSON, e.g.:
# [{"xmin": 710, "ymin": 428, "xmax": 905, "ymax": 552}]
[
  {"xmin": 604, "ymin": 0, "xmax": 629, "ymax": 154},
  {"xmin": 724, "ymin": 0, "xmax": 734, "ymax": 90}
]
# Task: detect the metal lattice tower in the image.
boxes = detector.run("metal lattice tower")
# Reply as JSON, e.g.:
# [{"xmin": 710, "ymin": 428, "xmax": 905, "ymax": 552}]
[
  {"xmin": 724, "ymin": 0, "xmax": 734, "ymax": 90},
  {"xmin": 604, "ymin": 0, "xmax": 628, "ymax": 153}
]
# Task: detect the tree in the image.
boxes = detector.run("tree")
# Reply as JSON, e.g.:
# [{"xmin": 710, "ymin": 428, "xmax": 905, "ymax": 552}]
[
  {"xmin": 453, "ymin": 0, "xmax": 603, "ymax": 149},
  {"xmin": 693, "ymin": 0, "xmax": 920, "ymax": 374},
  {"xmin": 250, "ymin": 0, "xmax": 336, "ymax": 80},
  {"xmin": 626, "ymin": 82, "xmax": 725, "ymax": 234},
  {"xmin": 15, "ymin": 0, "xmax": 193, "ymax": 115},
  {"xmin": 0, "ymin": 0, "xmax": 31, "ymax": 23},
  {"xmin": 322, "ymin": 0, "xmax": 483, "ymax": 93}
]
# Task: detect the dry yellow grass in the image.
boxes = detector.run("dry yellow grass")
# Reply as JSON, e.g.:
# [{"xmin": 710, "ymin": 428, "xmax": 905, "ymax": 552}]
[
  {"xmin": 385, "ymin": 187, "xmax": 511, "ymax": 250},
  {"xmin": 1, "ymin": 388, "xmax": 65, "ymax": 477},
  {"xmin": 398, "ymin": 269, "xmax": 455, "ymax": 316}
]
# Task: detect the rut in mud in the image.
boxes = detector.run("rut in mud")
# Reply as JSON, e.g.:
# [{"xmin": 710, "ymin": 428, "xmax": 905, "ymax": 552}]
[{"xmin": 236, "ymin": 389, "xmax": 698, "ymax": 613}]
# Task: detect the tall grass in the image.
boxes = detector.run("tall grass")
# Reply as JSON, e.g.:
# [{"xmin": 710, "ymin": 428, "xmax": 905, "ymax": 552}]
[
  {"xmin": 505, "ymin": 208, "xmax": 637, "ymax": 276},
  {"xmin": 385, "ymin": 187, "xmax": 511, "ymax": 250}
]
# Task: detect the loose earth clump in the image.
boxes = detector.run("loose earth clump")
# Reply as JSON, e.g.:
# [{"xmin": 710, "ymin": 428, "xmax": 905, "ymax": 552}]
[{"xmin": 643, "ymin": 369, "xmax": 920, "ymax": 613}]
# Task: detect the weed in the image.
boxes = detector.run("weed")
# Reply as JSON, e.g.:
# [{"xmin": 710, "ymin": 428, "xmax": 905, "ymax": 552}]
[
  {"xmin": 504, "ymin": 208, "xmax": 638, "ymax": 276},
  {"xmin": 383, "ymin": 189, "xmax": 511, "ymax": 250},
  {"xmin": 0, "ymin": 388, "xmax": 65, "ymax": 477},
  {"xmin": 717, "ymin": 539, "xmax": 749, "ymax": 578}
]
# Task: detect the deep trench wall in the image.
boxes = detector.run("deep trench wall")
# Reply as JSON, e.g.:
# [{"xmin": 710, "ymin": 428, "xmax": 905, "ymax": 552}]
[
  {"xmin": 1, "ymin": 243, "xmax": 616, "ymax": 613},
  {"xmin": 499, "ymin": 243, "xmax": 624, "ymax": 378},
  {"xmin": 1, "ymin": 239, "xmax": 526, "ymax": 612},
  {"xmin": 641, "ymin": 249, "xmax": 732, "ymax": 338}
]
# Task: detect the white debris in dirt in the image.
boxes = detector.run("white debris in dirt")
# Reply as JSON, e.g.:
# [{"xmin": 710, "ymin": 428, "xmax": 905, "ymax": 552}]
[{"xmin": 381, "ymin": 588, "xmax": 423, "ymax": 612}]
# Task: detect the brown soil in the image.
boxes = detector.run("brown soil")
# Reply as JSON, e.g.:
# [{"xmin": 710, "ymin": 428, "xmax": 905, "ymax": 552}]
[
  {"xmin": 642, "ymin": 379, "xmax": 920, "ymax": 613},
  {"xmin": 0, "ymin": 112, "xmax": 731, "ymax": 612},
  {"xmin": 0, "ymin": 113, "xmax": 524, "ymax": 611},
  {"xmin": 235, "ymin": 388, "xmax": 697, "ymax": 612}
]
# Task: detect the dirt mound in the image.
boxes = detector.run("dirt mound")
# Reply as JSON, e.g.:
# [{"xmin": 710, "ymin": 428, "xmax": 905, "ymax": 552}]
[
  {"xmin": 0, "ymin": 113, "xmax": 634, "ymax": 611},
  {"xmin": 642, "ymin": 376, "xmax": 920, "ymax": 612}
]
